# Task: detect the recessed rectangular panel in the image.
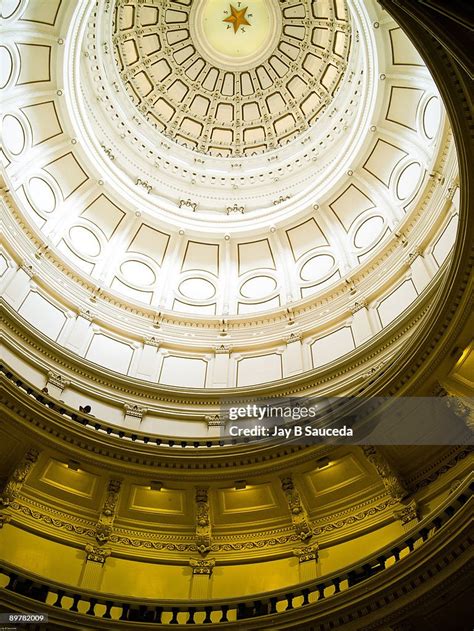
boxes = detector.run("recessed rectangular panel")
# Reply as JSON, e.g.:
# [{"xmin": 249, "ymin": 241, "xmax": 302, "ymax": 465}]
[
  {"xmin": 329, "ymin": 184, "xmax": 375, "ymax": 231},
  {"xmin": 238, "ymin": 239, "xmax": 275, "ymax": 274},
  {"xmin": 432, "ymin": 215, "xmax": 458, "ymax": 267},
  {"xmin": 86, "ymin": 334, "xmax": 133, "ymax": 374},
  {"xmin": 21, "ymin": 101, "xmax": 62, "ymax": 145},
  {"xmin": 18, "ymin": 292, "xmax": 66, "ymax": 340},
  {"xmin": 20, "ymin": 0, "xmax": 62, "ymax": 25},
  {"xmin": 159, "ymin": 356, "xmax": 207, "ymax": 387},
  {"xmin": 81, "ymin": 195, "xmax": 125, "ymax": 239},
  {"xmin": 377, "ymin": 280, "xmax": 418, "ymax": 327},
  {"xmin": 363, "ymin": 139, "xmax": 407, "ymax": 187},
  {"xmin": 43, "ymin": 152, "xmax": 88, "ymax": 198},
  {"xmin": 218, "ymin": 485, "xmax": 278, "ymax": 514},
  {"xmin": 386, "ymin": 86, "xmax": 424, "ymax": 131},
  {"xmin": 237, "ymin": 353, "xmax": 282, "ymax": 386},
  {"xmin": 286, "ymin": 218, "xmax": 327, "ymax": 260},
  {"xmin": 311, "ymin": 327, "xmax": 355, "ymax": 368},
  {"xmin": 16, "ymin": 43, "xmax": 51, "ymax": 84},
  {"xmin": 40, "ymin": 459, "xmax": 98, "ymax": 499},
  {"xmin": 182, "ymin": 241, "xmax": 219, "ymax": 275},
  {"xmin": 129, "ymin": 486, "xmax": 185, "ymax": 514},
  {"xmin": 128, "ymin": 224, "xmax": 169, "ymax": 264},
  {"xmin": 389, "ymin": 28, "xmax": 424, "ymax": 66}
]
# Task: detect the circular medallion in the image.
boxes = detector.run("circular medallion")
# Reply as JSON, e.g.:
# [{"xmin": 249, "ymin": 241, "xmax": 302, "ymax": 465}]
[{"xmin": 190, "ymin": 0, "xmax": 282, "ymax": 71}]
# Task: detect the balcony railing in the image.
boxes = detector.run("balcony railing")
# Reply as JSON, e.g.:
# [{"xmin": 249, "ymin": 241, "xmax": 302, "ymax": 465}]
[{"xmin": 1, "ymin": 477, "xmax": 472, "ymax": 626}]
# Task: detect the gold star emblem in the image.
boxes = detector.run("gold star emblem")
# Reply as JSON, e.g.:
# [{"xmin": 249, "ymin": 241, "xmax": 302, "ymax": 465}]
[{"xmin": 223, "ymin": 4, "xmax": 251, "ymax": 34}]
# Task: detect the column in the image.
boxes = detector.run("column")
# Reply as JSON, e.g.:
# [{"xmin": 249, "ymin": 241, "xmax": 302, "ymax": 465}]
[
  {"xmin": 62, "ymin": 309, "xmax": 94, "ymax": 355},
  {"xmin": 134, "ymin": 337, "xmax": 161, "ymax": 381},
  {"xmin": 293, "ymin": 543, "xmax": 319, "ymax": 581},
  {"xmin": 211, "ymin": 345, "xmax": 231, "ymax": 387},
  {"xmin": 350, "ymin": 300, "xmax": 373, "ymax": 346},
  {"xmin": 283, "ymin": 332, "xmax": 304, "ymax": 376},
  {"xmin": 80, "ymin": 545, "xmax": 111, "ymax": 591},
  {"xmin": 406, "ymin": 248, "xmax": 432, "ymax": 293},
  {"xmin": 123, "ymin": 404, "xmax": 146, "ymax": 430},
  {"xmin": 45, "ymin": 371, "xmax": 70, "ymax": 399},
  {"xmin": 189, "ymin": 559, "xmax": 215, "ymax": 599}
]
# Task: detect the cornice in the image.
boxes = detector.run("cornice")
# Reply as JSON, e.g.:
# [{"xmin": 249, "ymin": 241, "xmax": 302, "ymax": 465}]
[
  {"xmin": 0, "ymin": 484, "xmax": 471, "ymax": 629},
  {"xmin": 1, "ymin": 280, "xmax": 437, "ymax": 406}
]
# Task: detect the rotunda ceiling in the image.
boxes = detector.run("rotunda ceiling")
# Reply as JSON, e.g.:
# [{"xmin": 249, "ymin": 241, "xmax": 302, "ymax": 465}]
[
  {"xmin": 114, "ymin": 0, "xmax": 350, "ymax": 156},
  {"xmin": 0, "ymin": 0, "xmax": 458, "ymax": 394}
]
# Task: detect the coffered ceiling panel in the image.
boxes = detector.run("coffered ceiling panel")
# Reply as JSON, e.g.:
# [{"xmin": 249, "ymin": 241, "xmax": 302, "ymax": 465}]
[{"xmin": 0, "ymin": 0, "xmax": 455, "ymax": 390}]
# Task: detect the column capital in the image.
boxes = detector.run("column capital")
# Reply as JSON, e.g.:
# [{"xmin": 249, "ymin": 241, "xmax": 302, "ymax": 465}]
[
  {"xmin": 124, "ymin": 403, "xmax": 147, "ymax": 419},
  {"xmin": 85, "ymin": 544, "xmax": 111, "ymax": 564},
  {"xmin": 292, "ymin": 543, "xmax": 319, "ymax": 563},
  {"xmin": 189, "ymin": 558, "xmax": 215, "ymax": 575},
  {"xmin": 214, "ymin": 344, "xmax": 231, "ymax": 354}
]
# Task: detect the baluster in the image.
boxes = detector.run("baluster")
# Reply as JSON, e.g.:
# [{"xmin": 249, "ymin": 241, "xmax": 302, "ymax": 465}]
[
  {"xmin": 301, "ymin": 588, "xmax": 310, "ymax": 605},
  {"xmin": 86, "ymin": 598, "xmax": 97, "ymax": 616},
  {"xmin": 333, "ymin": 578, "xmax": 341, "ymax": 593},
  {"xmin": 269, "ymin": 597, "xmax": 278, "ymax": 614},
  {"xmin": 254, "ymin": 600, "xmax": 265, "ymax": 615},
  {"xmin": 103, "ymin": 601, "xmax": 113, "ymax": 619},
  {"xmin": 154, "ymin": 607, "xmax": 163, "ymax": 623},
  {"xmin": 120, "ymin": 603, "xmax": 130, "ymax": 620},
  {"xmin": 203, "ymin": 606, "xmax": 212, "ymax": 623},
  {"xmin": 317, "ymin": 583, "xmax": 325, "ymax": 600},
  {"xmin": 420, "ymin": 527, "xmax": 429, "ymax": 541},
  {"xmin": 70, "ymin": 594, "xmax": 81, "ymax": 612},
  {"xmin": 220, "ymin": 605, "xmax": 229, "ymax": 622},
  {"xmin": 5, "ymin": 573, "xmax": 18, "ymax": 591},
  {"xmin": 285, "ymin": 593, "xmax": 294, "ymax": 610},
  {"xmin": 52, "ymin": 590, "xmax": 64, "ymax": 608},
  {"xmin": 377, "ymin": 555, "xmax": 387, "ymax": 568},
  {"xmin": 186, "ymin": 607, "xmax": 196, "ymax": 624},
  {"xmin": 432, "ymin": 516, "xmax": 443, "ymax": 529},
  {"xmin": 170, "ymin": 607, "xmax": 179, "ymax": 624},
  {"xmin": 391, "ymin": 548, "xmax": 401, "ymax": 562}
]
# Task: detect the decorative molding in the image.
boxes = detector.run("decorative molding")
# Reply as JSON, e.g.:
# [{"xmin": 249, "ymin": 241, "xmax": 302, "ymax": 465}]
[
  {"xmin": 95, "ymin": 479, "xmax": 122, "ymax": 544},
  {"xmin": 85, "ymin": 544, "xmax": 111, "ymax": 564},
  {"xmin": 195, "ymin": 487, "xmax": 211, "ymax": 555},
  {"xmin": 213, "ymin": 344, "xmax": 231, "ymax": 354},
  {"xmin": 20, "ymin": 262, "xmax": 34, "ymax": 278},
  {"xmin": 124, "ymin": 404, "xmax": 146, "ymax": 420},
  {"xmin": 362, "ymin": 359, "xmax": 388, "ymax": 379},
  {"xmin": 178, "ymin": 198, "xmax": 197, "ymax": 212},
  {"xmin": 284, "ymin": 331, "xmax": 303, "ymax": 343},
  {"xmin": 350, "ymin": 299, "xmax": 368, "ymax": 314},
  {"xmin": 205, "ymin": 415, "xmax": 225, "ymax": 428},
  {"xmin": 189, "ymin": 558, "xmax": 215, "ymax": 575},
  {"xmin": 434, "ymin": 383, "xmax": 473, "ymax": 429},
  {"xmin": 292, "ymin": 543, "xmax": 319, "ymax": 563},
  {"xmin": 0, "ymin": 448, "xmax": 40, "ymax": 507},
  {"xmin": 280, "ymin": 475, "xmax": 313, "ymax": 541},
  {"xmin": 78, "ymin": 309, "xmax": 93, "ymax": 321},
  {"xmin": 393, "ymin": 499, "xmax": 419, "ymax": 526},
  {"xmin": 0, "ymin": 514, "xmax": 11, "ymax": 529},
  {"xmin": 46, "ymin": 371, "xmax": 70, "ymax": 392},
  {"xmin": 143, "ymin": 336, "xmax": 160, "ymax": 347},
  {"xmin": 405, "ymin": 247, "xmax": 423, "ymax": 264},
  {"xmin": 226, "ymin": 203, "xmax": 245, "ymax": 215},
  {"xmin": 135, "ymin": 178, "xmax": 152, "ymax": 194},
  {"xmin": 362, "ymin": 446, "xmax": 409, "ymax": 502}
]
